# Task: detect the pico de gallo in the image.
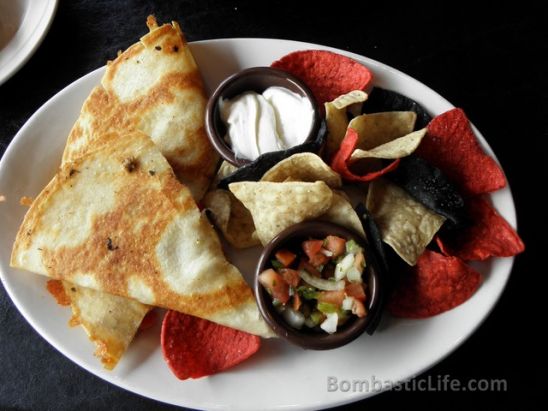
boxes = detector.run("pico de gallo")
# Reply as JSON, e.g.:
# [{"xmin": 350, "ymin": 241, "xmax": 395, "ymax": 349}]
[{"xmin": 258, "ymin": 235, "xmax": 368, "ymax": 334}]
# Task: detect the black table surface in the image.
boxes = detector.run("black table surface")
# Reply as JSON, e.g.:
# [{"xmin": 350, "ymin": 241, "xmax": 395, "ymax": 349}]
[{"xmin": 0, "ymin": 1, "xmax": 544, "ymax": 410}]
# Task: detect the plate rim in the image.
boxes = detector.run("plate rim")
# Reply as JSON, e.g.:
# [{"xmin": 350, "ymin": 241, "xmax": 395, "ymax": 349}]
[{"xmin": 0, "ymin": 37, "xmax": 516, "ymax": 410}]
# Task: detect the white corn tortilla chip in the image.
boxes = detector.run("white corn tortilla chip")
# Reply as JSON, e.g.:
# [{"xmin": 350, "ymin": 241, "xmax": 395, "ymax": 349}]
[
  {"xmin": 325, "ymin": 90, "xmax": 368, "ymax": 158},
  {"xmin": 366, "ymin": 178, "xmax": 445, "ymax": 265},
  {"xmin": 229, "ymin": 181, "xmax": 333, "ymax": 245},
  {"xmin": 319, "ymin": 191, "xmax": 365, "ymax": 238},
  {"xmin": 203, "ymin": 189, "xmax": 260, "ymax": 248},
  {"xmin": 261, "ymin": 152, "xmax": 341, "ymax": 188},
  {"xmin": 211, "ymin": 160, "xmax": 238, "ymax": 188},
  {"xmin": 349, "ymin": 111, "xmax": 417, "ymax": 150},
  {"xmin": 350, "ymin": 128, "xmax": 426, "ymax": 161}
]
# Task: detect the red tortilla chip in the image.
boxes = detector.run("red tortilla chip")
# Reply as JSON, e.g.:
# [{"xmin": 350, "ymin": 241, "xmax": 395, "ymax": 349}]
[
  {"xmin": 439, "ymin": 196, "xmax": 524, "ymax": 261},
  {"xmin": 389, "ymin": 250, "xmax": 482, "ymax": 318},
  {"xmin": 417, "ymin": 108, "xmax": 506, "ymax": 195},
  {"xmin": 161, "ymin": 311, "xmax": 261, "ymax": 380},
  {"xmin": 271, "ymin": 50, "xmax": 373, "ymax": 106},
  {"xmin": 331, "ymin": 127, "xmax": 400, "ymax": 182}
]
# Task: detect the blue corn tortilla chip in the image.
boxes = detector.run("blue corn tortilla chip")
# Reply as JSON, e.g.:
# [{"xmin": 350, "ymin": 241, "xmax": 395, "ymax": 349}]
[
  {"xmin": 355, "ymin": 203, "xmax": 388, "ymax": 335},
  {"xmin": 387, "ymin": 155, "xmax": 466, "ymax": 228},
  {"xmin": 218, "ymin": 120, "xmax": 327, "ymax": 188},
  {"xmin": 362, "ymin": 87, "xmax": 432, "ymax": 130}
]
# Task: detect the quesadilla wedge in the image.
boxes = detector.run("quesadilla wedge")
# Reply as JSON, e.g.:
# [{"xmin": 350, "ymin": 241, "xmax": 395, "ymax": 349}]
[
  {"xmin": 63, "ymin": 16, "xmax": 218, "ymax": 201},
  {"xmin": 61, "ymin": 282, "xmax": 151, "ymax": 370},
  {"xmin": 11, "ymin": 131, "xmax": 273, "ymax": 338}
]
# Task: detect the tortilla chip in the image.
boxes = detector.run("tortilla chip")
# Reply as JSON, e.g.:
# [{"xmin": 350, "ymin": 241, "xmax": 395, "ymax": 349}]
[
  {"xmin": 62, "ymin": 282, "xmax": 151, "ymax": 370},
  {"xmin": 418, "ymin": 108, "xmax": 506, "ymax": 195},
  {"xmin": 211, "ymin": 161, "xmax": 238, "ymax": 188},
  {"xmin": 229, "ymin": 181, "xmax": 333, "ymax": 245},
  {"xmin": 10, "ymin": 131, "xmax": 273, "ymax": 337},
  {"xmin": 350, "ymin": 128, "xmax": 426, "ymax": 161},
  {"xmin": 161, "ymin": 310, "xmax": 261, "ymax": 380},
  {"xmin": 388, "ymin": 250, "xmax": 482, "ymax": 318},
  {"xmin": 362, "ymin": 87, "xmax": 432, "ymax": 129},
  {"xmin": 388, "ymin": 156, "xmax": 466, "ymax": 227},
  {"xmin": 271, "ymin": 50, "xmax": 373, "ymax": 106},
  {"xmin": 348, "ymin": 112, "xmax": 417, "ymax": 150},
  {"xmin": 318, "ymin": 191, "xmax": 365, "ymax": 237},
  {"xmin": 366, "ymin": 179, "xmax": 446, "ymax": 266},
  {"xmin": 331, "ymin": 128, "xmax": 401, "ymax": 182},
  {"xmin": 203, "ymin": 189, "xmax": 260, "ymax": 248},
  {"xmin": 325, "ymin": 90, "xmax": 369, "ymax": 159},
  {"xmin": 355, "ymin": 203, "xmax": 389, "ymax": 275},
  {"xmin": 260, "ymin": 152, "xmax": 342, "ymax": 188},
  {"xmin": 438, "ymin": 196, "xmax": 524, "ymax": 260}
]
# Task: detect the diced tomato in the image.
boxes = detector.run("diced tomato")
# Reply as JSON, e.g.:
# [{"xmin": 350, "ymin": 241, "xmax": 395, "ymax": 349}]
[
  {"xmin": 279, "ymin": 268, "xmax": 301, "ymax": 287},
  {"xmin": 292, "ymin": 293, "xmax": 302, "ymax": 311},
  {"xmin": 324, "ymin": 235, "xmax": 346, "ymax": 258},
  {"xmin": 345, "ymin": 283, "xmax": 366, "ymax": 302},
  {"xmin": 302, "ymin": 240, "xmax": 323, "ymax": 260},
  {"xmin": 317, "ymin": 290, "xmax": 346, "ymax": 306},
  {"xmin": 298, "ymin": 258, "xmax": 322, "ymax": 277},
  {"xmin": 302, "ymin": 240, "xmax": 330, "ymax": 267},
  {"xmin": 352, "ymin": 300, "xmax": 367, "ymax": 318},
  {"xmin": 275, "ymin": 249, "xmax": 297, "ymax": 267},
  {"xmin": 309, "ymin": 252, "xmax": 329, "ymax": 267},
  {"xmin": 258, "ymin": 269, "xmax": 290, "ymax": 304}
]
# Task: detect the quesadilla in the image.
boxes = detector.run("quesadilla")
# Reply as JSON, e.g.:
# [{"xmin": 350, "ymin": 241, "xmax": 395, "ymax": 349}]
[
  {"xmin": 11, "ymin": 131, "xmax": 273, "ymax": 338},
  {"xmin": 51, "ymin": 17, "xmax": 223, "ymax": 367},
  {"xmin": 63, "ymin": 16, "xmax": 218, "ymax": 200},
  {"xmin": 61, "ymin": 282, "xmax": 151, "ymax": 370}
]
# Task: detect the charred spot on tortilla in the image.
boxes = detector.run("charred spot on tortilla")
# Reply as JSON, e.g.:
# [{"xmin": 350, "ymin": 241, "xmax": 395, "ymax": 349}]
[
  {"xmin": 106, "ymin": 237, "xmax": 119, "ymax": 251},
  {"xmin": 148, "ymin": 170, "xmax": 156, "ymax": 176},
  {"xmin": 155, "ymin": 46, "xmax": 161, "ymax": 51},
  {"xmin": 218, "ymin": 119, "xmax": 327, "ymax": 188},
  {"xmin": 69, "ymin": 169, "xmax": 79, "ymax": 177},
  {"xmin": 387, "ymin": 155, "xmax": 466, "ymax": 228},
  {"xmin": 123, "ymin": 157, "xmax": 139, "ymax": 173},
  {"xmin": 362, "ymin": 87, "xmax": 432, "ymax": 130}
]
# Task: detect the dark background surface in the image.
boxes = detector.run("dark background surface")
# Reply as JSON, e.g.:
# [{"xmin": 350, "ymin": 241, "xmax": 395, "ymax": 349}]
[{"xmin": 0, "ymin": 1, "xmax": 544, "ymax": 410}]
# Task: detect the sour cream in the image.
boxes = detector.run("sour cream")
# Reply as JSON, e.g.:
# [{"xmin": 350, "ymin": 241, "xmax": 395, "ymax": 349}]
[{"xmin": 219, "ymin": 86, "xmax": 315, "ymax": 161}]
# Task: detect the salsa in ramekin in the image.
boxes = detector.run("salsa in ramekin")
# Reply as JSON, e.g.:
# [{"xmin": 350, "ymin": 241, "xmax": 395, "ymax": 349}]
[{"xmin": 258, "ymin": 235, "xmax": 368, "ymax": 334}]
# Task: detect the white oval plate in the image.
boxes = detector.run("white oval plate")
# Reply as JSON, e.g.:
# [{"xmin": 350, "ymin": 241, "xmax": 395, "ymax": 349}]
[
  {"xmin": 0, "ymin": 38, "xmax": 516, "ymax": 410},
  {"xmin": 0, "ymin": 0, "xmax": 58, "ymax": 86}
]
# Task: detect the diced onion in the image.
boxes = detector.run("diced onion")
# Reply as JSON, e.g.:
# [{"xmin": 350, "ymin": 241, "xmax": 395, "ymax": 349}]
[
  {"xmin": 320, "ymin": 312, "xmax": 339, "ymax": 333},
  {"xmin": 342, "ymin": 296, "xmax": 355, "ymax": 311},
  {"xmin": 320, "ymin": 248, "xmax": 334, "ymax": 257},
  {"xmin": 346, "ymin": 267, "xmax": 363, "ymax": 283},
  {"xmin": 335, "ymin": 253, "xmax": 354, "ymax": 280},
  {"xmin": 299, "ymin": 270, "xmax": 345, "ymax": 291},
  {"xmin": 282, "ymin": 307, "xmax": 305, "ymax": 329}
]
